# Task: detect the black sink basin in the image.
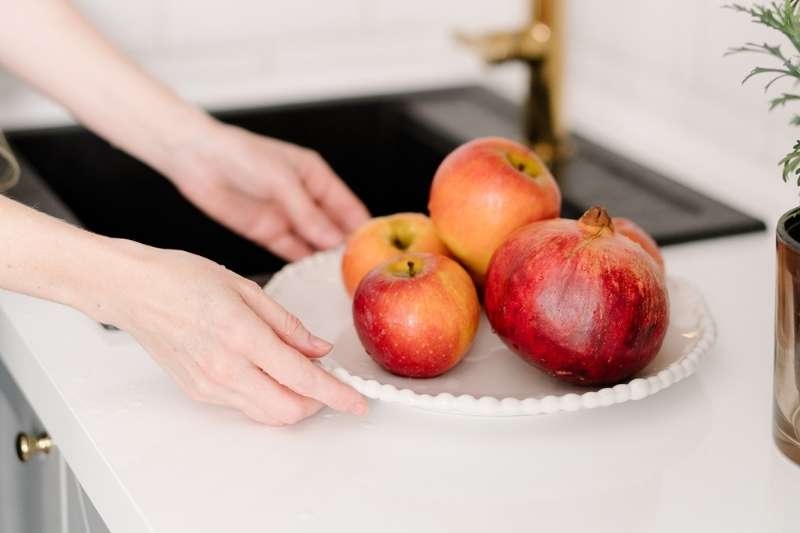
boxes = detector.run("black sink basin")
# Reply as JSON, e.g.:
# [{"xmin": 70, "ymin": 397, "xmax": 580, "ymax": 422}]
[{"xmin": 6, "ymin": 86, "xmax": 764, "ymax": 277}]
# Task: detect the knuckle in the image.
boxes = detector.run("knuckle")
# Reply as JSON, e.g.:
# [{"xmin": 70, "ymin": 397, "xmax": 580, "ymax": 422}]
[
  {"xmin": 288, "ymin": 367, "xmax": 318, "ymax": 395},
  {"xmin": 184, "ymin": 386, "xmax": 203, "ymax": 402},
  {"xmin": 188, "ymin": 379, "xmax": 213, "ymax": 402},
  {"xmin": 306, "ymin": 209, "xmax": 328, "ymax": 227},
  {"xmin": 194, "ymin": 379, "xmax": 212, "ymax": 399},
  {"xmin": 280, "ymin": 311, "xmax": 303, "ymax": 338},
  {"xmin": 293, "ymin": 201, "xmax": 317, "ymax": 221},
  {"xmin": 204, "ymin": 357, "xmax": 235, "ymax": 385},
  {"xmin": 303, "ymin": 148, "xmax": 322, "ymax": 161},
  {"xmin": 239, "ymin": 278, "xmax": 263, "ymax": 295},
  {"xmin": 203, "ymin": 304, "xmax": 234, "ymax": 332},
  {"xmin": 227, "ymin": 325, "xmax": 254, "ymax": 354}
]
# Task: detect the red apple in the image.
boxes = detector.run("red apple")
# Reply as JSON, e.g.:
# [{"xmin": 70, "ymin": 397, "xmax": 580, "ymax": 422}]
[
  {"xmin": 484, "ymin": 206, "xmax": 669, "ymax": 386},
  {"xmin": 353, "ymin": 253, "xmax": 480, "ymax": 378},
  {"xmin": 613, "ymin": 217, "xmax": 665, "ymax": 273},
  {"xmin": 341, "ymin": 213, "xmax": 449, "ymax": 296},
  {"xmin": 428, "ymin": 137, "xmax": 561, "ymax": 283}
]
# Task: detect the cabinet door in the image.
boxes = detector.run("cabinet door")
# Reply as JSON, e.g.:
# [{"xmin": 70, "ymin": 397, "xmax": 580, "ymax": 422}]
[
  {"xmin": 0, "ymin": 359, "xmax": 61, "ymax": 533},
  {"xmin": 0, "ymin": 358, "xmax": 111, "ymax": 533},
  {"xmin": 61, "ymin": 457, "xmax": 109, "ymax": 533}
]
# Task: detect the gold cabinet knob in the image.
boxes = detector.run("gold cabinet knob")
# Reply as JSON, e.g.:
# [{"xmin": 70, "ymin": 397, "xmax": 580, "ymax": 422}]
[{"xmin": 15, "ymin": 432, "xmax": 53, "ymax": 462}]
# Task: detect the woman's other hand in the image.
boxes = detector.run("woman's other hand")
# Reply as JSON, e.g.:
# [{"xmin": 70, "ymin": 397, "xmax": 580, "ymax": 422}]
[{"xmin": 163, "ymin": 121, "xmax": 370, "ymax": 261}]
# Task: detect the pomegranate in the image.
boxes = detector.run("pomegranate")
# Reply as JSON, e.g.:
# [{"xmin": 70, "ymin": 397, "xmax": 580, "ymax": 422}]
[
  {"xmin": 484, "ymin": 206, "xmax": 669, "ymax": 386},
  {"xmin": 613, "ymin": 217, "xmax": 665, "ymax": 273}
]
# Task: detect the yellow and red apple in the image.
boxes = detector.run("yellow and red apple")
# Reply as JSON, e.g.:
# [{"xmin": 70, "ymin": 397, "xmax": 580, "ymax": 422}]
[
  {"xmin": 428, "ymin": 137, "xmax": 561, "ymax": 283},
  {"xmin": 352, "ymin": 253, "xmax": 480, "ymax": 378},
  {"xmin": 341, "ymin": 212, "xmax": 449, "ymax": 296}
]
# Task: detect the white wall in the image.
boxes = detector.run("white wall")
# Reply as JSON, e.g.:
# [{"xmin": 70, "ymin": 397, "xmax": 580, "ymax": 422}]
[
  {"xmin": 562, "ymin": 0, "xmax": 798, "ymax": 217},
  {"xmin": 0, "ymin": 0, "xmax": 526, "ymax": 127},
  {"xmin": 0, "ymin": 0, "xmax": 796, "ymax": 217}
]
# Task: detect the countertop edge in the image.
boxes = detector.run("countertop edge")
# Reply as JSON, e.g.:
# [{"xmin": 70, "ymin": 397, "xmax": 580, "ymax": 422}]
[{"xmin": 0, "ymin": 292, "xmax": 153, "ymax": 533}]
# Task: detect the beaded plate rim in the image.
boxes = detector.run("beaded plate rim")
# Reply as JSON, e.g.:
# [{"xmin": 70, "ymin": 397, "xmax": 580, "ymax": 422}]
[{"xmin": 265, "ymin": 249, "xmax": 716, "ymax": 417}]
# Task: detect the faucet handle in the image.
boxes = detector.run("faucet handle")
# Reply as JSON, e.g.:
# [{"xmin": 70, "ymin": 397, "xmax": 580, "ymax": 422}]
[{"xmin": 455, "ymin": 23, "xmax": 551, "ymax": 64}]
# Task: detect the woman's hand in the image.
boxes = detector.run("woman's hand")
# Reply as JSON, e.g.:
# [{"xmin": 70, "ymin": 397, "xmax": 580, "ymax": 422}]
[
  {"xmin": 0, "ymin": 0, "xmax": 370, "ymax": 425},
  {"xmin": 0, "ymin": 197, "xmax": 366, "ymax": 425},
  {"xmin": 0, "ymin": 0, "xmax": 369, "ymax": 258},
  {"xmin": 96, "ymin": 240, "xmax": 368, "ymax": 425},
  {"xmin": 161, "ymin": 121, "xmax": 370, "ymax": 261}
]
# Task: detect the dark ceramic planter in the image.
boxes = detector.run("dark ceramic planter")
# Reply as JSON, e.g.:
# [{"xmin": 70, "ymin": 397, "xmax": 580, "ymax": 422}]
[{"xmin": 775, "ymin": 207, "xmax": 800, "ymax": 465}]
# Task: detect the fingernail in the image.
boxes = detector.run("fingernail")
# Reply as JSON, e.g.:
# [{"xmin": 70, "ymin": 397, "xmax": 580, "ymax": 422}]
[
  {"xmin": 311, "ymin": 336, "xmax": 332, "ymax": 352},
  {"xmin": 350, "ymin": 400, "xmax": 368, "ymax": 416}
]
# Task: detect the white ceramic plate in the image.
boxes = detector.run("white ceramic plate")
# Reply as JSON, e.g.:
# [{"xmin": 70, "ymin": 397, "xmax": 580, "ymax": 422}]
[{"xmin": 265, "ymin": 248, "xmax": 716, "ymax": 417}]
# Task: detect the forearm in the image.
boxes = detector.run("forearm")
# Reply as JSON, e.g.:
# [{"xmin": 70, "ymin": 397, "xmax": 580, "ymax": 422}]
[
  {"xmin": 0, "ymin": 0, "xmax": 211, "ymax": 173},
  {"xmin": 0, "ymin": 195, "xmax": 136, "ymax": 323}
]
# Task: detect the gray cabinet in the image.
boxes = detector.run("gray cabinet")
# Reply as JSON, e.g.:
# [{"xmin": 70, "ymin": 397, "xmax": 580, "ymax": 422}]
[{"xmin": 0, "ymin": 359, "xmax": 109, "ymax": 533}]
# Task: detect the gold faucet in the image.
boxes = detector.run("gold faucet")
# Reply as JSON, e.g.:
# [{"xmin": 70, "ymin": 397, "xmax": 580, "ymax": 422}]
[{"xmin": 457, "ymin": 0, "xmax": 566, "ymax": 164}]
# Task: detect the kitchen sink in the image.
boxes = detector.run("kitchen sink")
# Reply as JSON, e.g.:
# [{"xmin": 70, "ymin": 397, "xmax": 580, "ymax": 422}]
[{"xmin": 5, "ymin": 86, "xmax": 764, "ymax": 277}]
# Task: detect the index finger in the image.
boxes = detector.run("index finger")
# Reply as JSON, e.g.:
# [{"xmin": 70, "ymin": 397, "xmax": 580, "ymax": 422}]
[
  {"xmin": 298, "ymin": 152, "xmax": 371, "ymax": 233},
  {"xmin": 241, "ymin": 313, "xmax": 367, "ymax": 415}
]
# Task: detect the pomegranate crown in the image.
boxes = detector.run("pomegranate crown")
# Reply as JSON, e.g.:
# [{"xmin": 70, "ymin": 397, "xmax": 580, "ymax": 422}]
[{"xmin": 578, "ymin": 206, "xmax": 615, "ymax": 233}]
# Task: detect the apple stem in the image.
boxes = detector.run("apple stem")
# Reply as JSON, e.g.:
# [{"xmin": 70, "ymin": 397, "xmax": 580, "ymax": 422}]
[{"xmin": 407, "ymin": 260, "xmax": 416, "ymax": 277}]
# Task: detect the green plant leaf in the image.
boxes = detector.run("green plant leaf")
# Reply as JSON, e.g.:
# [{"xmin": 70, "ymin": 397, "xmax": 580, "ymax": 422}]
[
  {"xmin": 779, "ymin": 140, "xmax": 800, "ymax": 181},
  {"xmin": 770, "ymin": 92, "xmax": 800, "ymax": 109},
  {"xmin": 727, "ymin": 1, "xmax": 800, "ymax": 186}
]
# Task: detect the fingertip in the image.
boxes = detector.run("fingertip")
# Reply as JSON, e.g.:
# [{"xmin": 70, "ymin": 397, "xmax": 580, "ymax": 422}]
[
  {"xmin": 350, "ymin": 398, "xmax": 369, "ymax": 416},
  {"xmin": 323, "ymin": 379, "xmax": 366, "ymax": 415},
  {"xmin": 298, "ymin": 211, "xmax": 344, "ymax": 250},
  {"xmin": 345, "ymin": 212, "xmax": 371, "ymax": 234},
  {"xmin": 315, "ymin": 223, "xmax": 345, "ymax": 249},
  {"xmin": 268, "ymin": 233, "xmax": 314, "ymax": 262},
  {"xmin": 308, "ymin": 336, "xmax": 332, "ymax": 356}
]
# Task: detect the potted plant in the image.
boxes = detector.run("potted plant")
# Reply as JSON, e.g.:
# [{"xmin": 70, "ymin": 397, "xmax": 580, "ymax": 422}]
[{"xmin": 728, "ymin": 0, "xmax": 800, "ymax": 465}]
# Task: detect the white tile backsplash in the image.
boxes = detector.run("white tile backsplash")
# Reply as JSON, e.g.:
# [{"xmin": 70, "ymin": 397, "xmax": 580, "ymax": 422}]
[
  {"xmin": 567, "ymin": 0, "xmax": 800, "ymax": 185},
  {"xmin": 162, "ymin": 0, "xmax": 365, "ymax": 49},
  {"xmin": 0, "ymin": 0, "xmax": 797, "ymax": 197},
  {"xmin": 362, "ymin": 0, "xmax": 526, "ymax": 32}
]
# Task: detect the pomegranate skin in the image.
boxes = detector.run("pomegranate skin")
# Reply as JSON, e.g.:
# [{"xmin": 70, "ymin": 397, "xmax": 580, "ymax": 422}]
[
  {"xmin": 484, "ymin": 210, "xmax": 669, "ymax": 386},
  {"xmin": 613, "ymin": 217, "xmax": 665, "ymax": 273}
]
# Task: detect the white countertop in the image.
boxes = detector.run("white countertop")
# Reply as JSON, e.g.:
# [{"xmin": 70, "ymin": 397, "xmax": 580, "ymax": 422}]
[
  {"xmin": 2, "ymin": 85, "xmax": 800, "ymax": 532},
  {"xmin": 2, "ymin": 230, "xmax": 798, "ymax": 533}
]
